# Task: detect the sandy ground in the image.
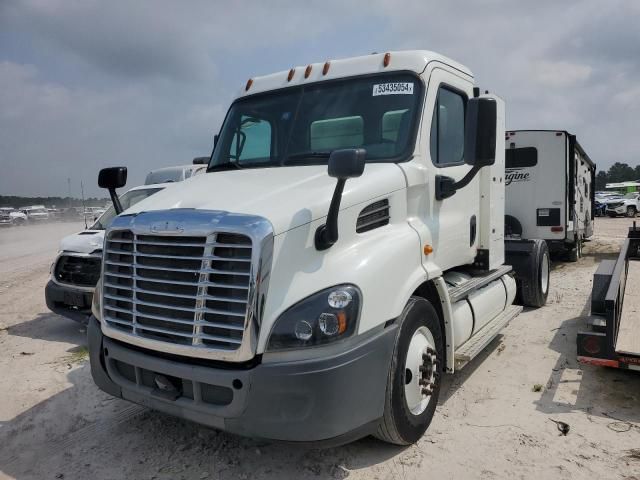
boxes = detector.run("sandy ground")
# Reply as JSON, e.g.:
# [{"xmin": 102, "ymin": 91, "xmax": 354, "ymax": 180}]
[{"xmin": 1, "ymin": 218, "xmax": 640, "ymax": 480}]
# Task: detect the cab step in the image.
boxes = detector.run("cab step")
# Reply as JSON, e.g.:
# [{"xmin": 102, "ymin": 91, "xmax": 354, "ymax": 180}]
[{"xmin": 454, "ymin": 305, "xmax": 523, "ymax": 370}]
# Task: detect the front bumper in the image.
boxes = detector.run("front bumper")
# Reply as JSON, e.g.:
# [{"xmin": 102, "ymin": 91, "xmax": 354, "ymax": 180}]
[
  {"xmin": 88, "ymin": 316, "xmax": 397, "ymax": 444},
  {"xmin": 45, "ymin": 280, "xmax": 93, "ymax": 323},
  {"xmin": 606, "ymin": 206, "xmax": 626, "ymax": 215}
]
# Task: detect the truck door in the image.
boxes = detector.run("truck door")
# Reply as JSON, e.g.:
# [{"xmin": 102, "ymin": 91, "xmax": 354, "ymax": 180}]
[{"xmin": 424, "ymin": 70, "xmax": 479, "ymax": 271}]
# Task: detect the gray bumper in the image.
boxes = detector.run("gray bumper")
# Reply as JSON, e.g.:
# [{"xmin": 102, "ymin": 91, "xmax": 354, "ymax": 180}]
[
  {"xmin": 45, "ymin": 280, "xmax": 93, "ymax": 323},
  {"xmin": 88, "ymin": 316, "xmax": 396, "ymax": 444}
]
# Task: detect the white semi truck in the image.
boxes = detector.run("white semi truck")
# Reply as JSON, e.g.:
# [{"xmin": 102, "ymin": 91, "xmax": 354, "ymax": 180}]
[{"xmin": 88, "ymin": 50, "xmax": 549, "ymax": 445}]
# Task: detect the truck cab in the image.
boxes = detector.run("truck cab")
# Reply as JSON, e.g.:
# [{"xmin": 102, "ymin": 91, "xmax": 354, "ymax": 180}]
[{"xmin": 88, "ymin": 50, "xmax": 548, "ymax": 445}]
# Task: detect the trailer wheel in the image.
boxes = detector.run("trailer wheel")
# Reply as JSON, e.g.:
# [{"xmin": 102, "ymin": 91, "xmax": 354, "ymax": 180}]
[
  {"xmin": 626, "ymin": 206, "xmax": 637, "ymax": 218},
  {"xmin": 375, "ymin": 297, "xmax": 443, "ymax": 445},
  {"xmin": 567, "ymin": 238, "xmax": 582, "ymax": 262},
  {"xmin": 517, "ymin": 239, "xmax": 550, "ymax": 308}
]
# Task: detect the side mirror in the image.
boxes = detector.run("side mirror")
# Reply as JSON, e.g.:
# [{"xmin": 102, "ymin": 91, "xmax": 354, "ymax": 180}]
[
  {"xmin": 464, "ymin": 97, "xmax": 497, "ymax": 167},
  {"xmin": 328, "ymin": 148, "xmax": 366, "ymax": 180},
  {"xmin": 98, "ymin": 167, "xmax": 127, "ymax": 189},
  {"xmin": 316, "ymin": 148, "xmax": 366, "ymax": 251},
  {"xmin": 193, "ymin": 156, "xmax": 209, "ymax": 165},
  {"xmin": 98, "ymin": 166, "xmax": 127, "ymax": 215}
]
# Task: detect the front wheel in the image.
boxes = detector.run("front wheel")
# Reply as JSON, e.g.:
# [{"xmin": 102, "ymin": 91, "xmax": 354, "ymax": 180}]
[
  {"xmin": 375, "ymin": 297, "xmax": 443, "ymax": 445},
  {"xmin": 627, "ymin": 206, "xmax": 637, "ymax": 218}
]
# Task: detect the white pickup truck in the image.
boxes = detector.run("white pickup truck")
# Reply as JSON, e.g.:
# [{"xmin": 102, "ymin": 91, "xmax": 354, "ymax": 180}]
[
  {"xmin": 605, "ymin": 192, "xmax": 640, "ymax": 217},
  {"xmin": 46, "ymin": 184, "xmax": 170, "ymax": 322},
  {"xmin": 89, "ymin": 50, "xmax": 549, "ymax": 446}
]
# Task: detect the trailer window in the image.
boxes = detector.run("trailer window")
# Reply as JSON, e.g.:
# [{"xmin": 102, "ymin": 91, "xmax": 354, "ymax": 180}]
[
  {"xmin": 430, "ymin": 87, "xmax": 466, "ymax": 166},
  {"xmin": 506, "ymin": 147, "xmax": 538, "ymax": 168}
]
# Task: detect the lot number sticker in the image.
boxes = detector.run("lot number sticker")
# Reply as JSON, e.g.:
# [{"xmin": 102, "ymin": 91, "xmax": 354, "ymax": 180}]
[{"xmin": 372, "ymin": 83, "xmax": 414, "ymax": 96}]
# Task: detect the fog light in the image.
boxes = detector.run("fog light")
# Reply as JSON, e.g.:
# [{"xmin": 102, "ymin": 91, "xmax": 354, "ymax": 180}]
[
  {"xmin": 328, "ymin": 290, "xmax": 352, "ymax": 308},
  {"xmin": 294, "ymin": 320, "xmax": 313, "ymax": 341}
]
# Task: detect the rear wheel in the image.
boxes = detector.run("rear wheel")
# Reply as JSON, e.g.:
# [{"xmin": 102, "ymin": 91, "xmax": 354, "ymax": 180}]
[
  {"xmin": 375, "ymin": 297, "xmax": 443, "ymax": 445},
  {"xmin": 517, "ymin": 239, "xmax": 550, "ymax": 308},
  {"xmin": 627, "ymin": 206, "xmax": 637, "ymax": 218},
  {"xmin": 567, "ymin": 237, "xmax": 582, "ymax": 262}
]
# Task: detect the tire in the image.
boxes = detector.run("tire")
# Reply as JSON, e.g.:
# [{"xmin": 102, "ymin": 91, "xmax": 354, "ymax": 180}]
[
  {"xmin": 627, "ymin": 206, "xmax": 637, "ymax": 218},
  {"xmin": 567, "ymin": 237, "xmax": 582, "ymax": 263},
  {"xmin": 375, "ymin": 297, "xmax": 443, "ymax": 445},
  {"xmin": 516, "ymin": 239, "xmax": 550, "ymax": 308}
]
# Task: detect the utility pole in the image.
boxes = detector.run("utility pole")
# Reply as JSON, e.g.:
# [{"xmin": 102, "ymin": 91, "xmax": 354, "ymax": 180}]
[
  {"xmin": 81, "ymin": 180, "xmax": 88, "ymax": 229},
  {"xmin": 67, "ymin": 177, "xmax": 72, "ymax": 208}
]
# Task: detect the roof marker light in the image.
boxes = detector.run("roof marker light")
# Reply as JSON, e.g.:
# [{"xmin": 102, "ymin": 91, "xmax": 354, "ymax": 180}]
[
  {"xmin": 383, "ymin": 52, "xmax": 391, "ymax": 67},
  {"xmin": 304, "ymin": 65, "xmax": 312, "ymax": 78},
  {"xmin": 323, "ymin": 61, "xmax": 331, "ymax": 75},
  {"xmin": 287, "ymin": 68, "xmax": 295, "ymax": 81},
  {"xmin": 245, "ymin": 78, "xmax": 253, "ymax": 91}
]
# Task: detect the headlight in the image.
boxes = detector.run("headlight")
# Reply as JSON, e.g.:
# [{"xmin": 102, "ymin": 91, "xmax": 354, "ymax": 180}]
[
  {"xmin": 266, "ymin": 285, "xmax": 361, "ymax": 351},
  {"xmin": 92, "ymin": 277, "xmax": 102, "ymax": 320}
]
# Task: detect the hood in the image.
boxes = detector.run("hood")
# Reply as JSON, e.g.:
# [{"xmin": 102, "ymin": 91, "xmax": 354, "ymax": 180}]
[
  {"xmin": 125, "ymin": 164, "xmax": 406, "ymax": 234},
  {"xmin": 59, "ymin": 230, "xmax": 105, "ymax": 254}
]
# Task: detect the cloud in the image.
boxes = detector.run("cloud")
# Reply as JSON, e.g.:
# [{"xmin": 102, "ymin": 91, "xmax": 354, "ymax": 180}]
[
  {"xmin": 531, "ymin": 61, "xmax": 592, "ymax": 88},
  {"xmin": 1, "ymin": 0, "xmax": 640, "ymax": 196}
]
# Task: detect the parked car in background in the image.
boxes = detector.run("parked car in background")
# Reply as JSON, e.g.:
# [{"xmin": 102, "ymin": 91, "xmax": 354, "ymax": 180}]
[
  {"xmin": 83, "ymin": 206, "xmax": 106, "ymax": 223},
  {"xmin": 45, "ymin": 183, "xmax": 171, "ymax": 322},
  {"xmin": 144, "ymin": 164, "xmax": 206, "ymax": 185},
  {"xmin": 23, "ymin": 205, "xmax": 50, "ymax": 222},
  {"xmin": 606, "ymin": 192, "xmax": 640, "ymax": 217},
  {"xmin": 0, "ymin": 208, "xmax": 28, "ymax": 226}
]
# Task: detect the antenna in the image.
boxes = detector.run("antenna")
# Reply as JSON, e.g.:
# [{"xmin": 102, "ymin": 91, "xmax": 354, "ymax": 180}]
[{"xmin": 81, "ymin": 180, "xmax": 87, "ymax": 229}]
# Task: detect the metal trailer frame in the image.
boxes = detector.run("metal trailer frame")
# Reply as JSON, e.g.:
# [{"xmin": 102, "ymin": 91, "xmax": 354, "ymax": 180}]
[{"xmin": 577, "ymin": 224, "xmax": 640, "ymax": 369}]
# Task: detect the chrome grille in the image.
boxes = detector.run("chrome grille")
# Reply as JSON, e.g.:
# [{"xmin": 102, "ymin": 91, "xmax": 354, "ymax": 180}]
[{"xmin": 103, "ymin": 229, "xmax": 253, "ymax": 351}]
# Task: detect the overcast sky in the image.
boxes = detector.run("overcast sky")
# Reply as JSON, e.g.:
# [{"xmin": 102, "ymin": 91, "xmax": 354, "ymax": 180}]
[{"xmin": 1, "ymin": 0, "xmax": 639, "ymax": 197}]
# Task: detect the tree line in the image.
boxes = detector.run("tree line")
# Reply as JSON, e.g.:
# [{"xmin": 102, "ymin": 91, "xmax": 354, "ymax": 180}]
[
  {"xmin": 596, "ymin": 162, "xmax": 640, "ymax": 190},
  {"xmin": 0, "ymin": 196, "xmax": 110, "ymax": 209}
]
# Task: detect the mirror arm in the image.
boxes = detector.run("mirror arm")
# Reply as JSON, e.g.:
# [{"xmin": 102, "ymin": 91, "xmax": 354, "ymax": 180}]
[
  {"xmin": 315, "ymin": 178, "xmax": 346, "ymax": 251},
  {"xmin": 435, "ymin": 164, "xmax": 482, "ymax": 201},
  {"xmin": 108, "ymin": 188, "xmax": 123, "ymax": 215}
]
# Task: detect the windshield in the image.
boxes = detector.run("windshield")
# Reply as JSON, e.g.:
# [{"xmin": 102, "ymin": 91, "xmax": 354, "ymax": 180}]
[
  {"xmin": 210, "ymin": 73, "xmax": 422, "ymax": 169},
  {"xmin": 91, "ymin": 187, "xmax": 162, "ymax": 230},
  {"xmin": 623, "ymin": 193, "xmax": 638, "ymax": 199}
]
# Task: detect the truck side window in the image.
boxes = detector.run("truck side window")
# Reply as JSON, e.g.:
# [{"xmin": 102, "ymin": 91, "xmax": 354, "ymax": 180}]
[
  {"xmin": 229, "ymin": 115, "xmax": 272, "ymax": 163},
  {"xmin": 430, "ymin": 87, "xmax": 466, "ymax": 165}
]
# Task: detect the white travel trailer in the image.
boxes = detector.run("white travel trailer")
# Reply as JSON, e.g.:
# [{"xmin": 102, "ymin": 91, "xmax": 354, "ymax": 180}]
[{"xmin": 504, "ymin": 130, "xmax": 595, "ymax": 261}]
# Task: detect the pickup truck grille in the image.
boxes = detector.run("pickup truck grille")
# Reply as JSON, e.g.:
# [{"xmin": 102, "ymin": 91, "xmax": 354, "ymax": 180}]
[
  {"xmin": 607, "ymin": 202, "xmax": 624, "ymax": 209},
  {"xmin": 55, "ymin": 254, "xmax": 102, "ymax": 287},
  {"xmin": 103, "ymin": 230, "xmax": 252, "ymax": 351}
]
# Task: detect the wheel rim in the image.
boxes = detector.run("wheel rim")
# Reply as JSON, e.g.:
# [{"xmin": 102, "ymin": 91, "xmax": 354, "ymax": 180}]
[
  {"xmin": 404, "ymin": 326, "xmax": 437, "ymax": 416},
  {"xmin": 541, "ymin": 252, "xmax": 550, "ymax": 294}
]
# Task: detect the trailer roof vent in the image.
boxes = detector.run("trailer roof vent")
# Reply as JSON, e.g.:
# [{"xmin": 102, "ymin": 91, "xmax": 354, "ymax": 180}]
[{"xmin": 356, "ymin": 199, "xmax": 390, "ymax": 233}]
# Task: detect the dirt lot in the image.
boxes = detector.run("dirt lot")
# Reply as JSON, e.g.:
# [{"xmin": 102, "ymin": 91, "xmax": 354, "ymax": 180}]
[{"xmin": 1, "ymin": 218, "xmax": 640, "ymax": 480}]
